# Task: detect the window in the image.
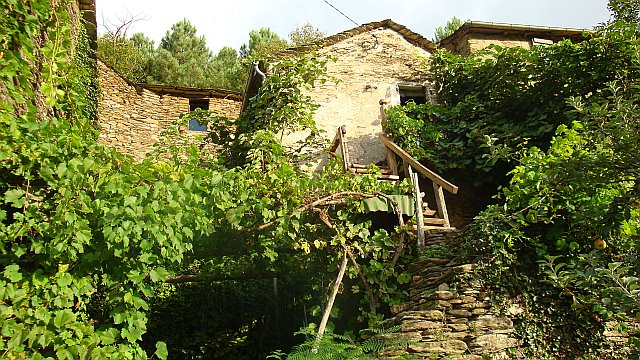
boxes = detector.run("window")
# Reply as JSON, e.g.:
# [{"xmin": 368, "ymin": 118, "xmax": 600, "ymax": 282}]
[
  {"xmin": 399, "ymin": 86, "xmax": 426, "ymax": 106},
  {"xmin": 188, "ymin": 99, "xmax": 209, "ymax": 132}
]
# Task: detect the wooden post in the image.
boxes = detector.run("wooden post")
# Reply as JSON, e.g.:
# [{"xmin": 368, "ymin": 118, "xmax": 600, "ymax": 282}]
[
  {"xmin": 338, "ymin": 126, "xmax": 350, "ymax": 172},
  {"xmin": 432, "ymin": 183, "xmax": 450, "ymax": 227},
  {"xmin": 401, "ymin": 159, "xmax": 410, "ymax": 178},
  {"xmin": 314, "ymin": 252, "xmax": 348, "ymax": 353},
  {"xmin": 384, "ymin": 146, "xmax": 399, "ymax": 176},
  {"xmin": 409, "ymin": 167, "xmax": 425, "ymax": 248}
]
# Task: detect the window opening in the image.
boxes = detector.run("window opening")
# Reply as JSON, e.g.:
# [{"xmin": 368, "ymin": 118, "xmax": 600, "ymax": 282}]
[
  {"xmin": 188, "ymin": 99, "xmax": 209, "ymax": 132},
  {"xmin": 399, "ymin": 87, "xmax": 426, "ymax": 105}
]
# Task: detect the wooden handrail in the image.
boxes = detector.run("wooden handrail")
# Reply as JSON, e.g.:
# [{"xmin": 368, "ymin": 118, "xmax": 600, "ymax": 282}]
[
  {"xmin": 329, "ymin": 126, "xmax": 345, "ymax": 154},
  {"xmin": 329, "ymin": 125, "xmax": 350, "ymax": 172},
  {"xmin": 379, "ymin": 133, "xmax": 458, "ymax": 194}
]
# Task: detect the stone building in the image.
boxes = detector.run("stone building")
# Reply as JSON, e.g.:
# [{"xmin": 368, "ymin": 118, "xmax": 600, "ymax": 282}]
[
  {"xmin": 439, "ymin": 21, "xmax": 586, "ymax": 56},
  {"xmin": 245, "ymin": 19, "xmax": 587, "ymax": 171},
  {"xmin": 246, "ymin": 19, "xmax": 438, "ymax": 170},
  {"xmin": 97, "ymin": 59, "xmax": 242, "ymax": 160}
]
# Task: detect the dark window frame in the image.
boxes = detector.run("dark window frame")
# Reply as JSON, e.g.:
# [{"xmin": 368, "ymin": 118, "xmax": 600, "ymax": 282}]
[{"xmin": 188, "ymin": 99, "xmax": 209, "ymax": 132}]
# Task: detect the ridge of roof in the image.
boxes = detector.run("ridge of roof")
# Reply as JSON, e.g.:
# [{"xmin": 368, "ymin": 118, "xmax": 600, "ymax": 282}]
[
  {"xmin": 438, "ymin": 21, "xmax": 590, "ymax": 47},
  {"xmin": 278, "ymin": 19, "xmax": 436, "ymax": 56}
]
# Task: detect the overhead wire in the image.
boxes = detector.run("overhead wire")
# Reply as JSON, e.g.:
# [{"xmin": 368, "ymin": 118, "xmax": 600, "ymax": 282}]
[
  {"xmin": 323, "ymin": 0, "xmax": 360, "ymax": 27},
  {"xmin": 322, "ymin": 0, "xmax": 379, "ymax": 48}
]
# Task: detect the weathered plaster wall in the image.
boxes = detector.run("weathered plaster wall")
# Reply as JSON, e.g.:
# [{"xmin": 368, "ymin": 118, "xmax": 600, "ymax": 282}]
[
  {"xmin": 97, "ymin": 60, "xmax": 241, "ymax": 160},
  {"xmin": 467, "ymin": 34, "xmax": 531, "ymax": 54},
  {"xmin": 282, "ymin": 28, "xmax": 434, "ymax": 169}
]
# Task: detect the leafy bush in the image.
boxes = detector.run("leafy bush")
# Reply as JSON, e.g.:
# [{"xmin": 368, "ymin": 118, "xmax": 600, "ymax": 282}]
[{"xmin": 384, "ymin": 23, "xmax": 640, "ymax": 186}]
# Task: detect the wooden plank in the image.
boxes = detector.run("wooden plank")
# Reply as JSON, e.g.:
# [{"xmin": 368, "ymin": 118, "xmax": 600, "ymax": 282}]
[
  {"xmin": 424, "ymin": 225, "xmax": 456, "ymax": 231},
  {"xmin": 410, "ymin": 168, "xmax": 425, "ymax": 248},
  {"xmin": 433, "ymin": 183, "xmax": 451, "ymax": 227},
  {"xmin": 379, "ymin": 134, "xmax": 458, "ymax": 194},
  {"xmin": 338, "ymin": 126, "xmax": 350, "ymax": 172},
  {"xmin": 350, "ymin": 163, "xmax": 368, "ymax": 169},
  {"xmin": 377, "ymin": 174, "xmax": 400, "ymax": 181},
  {"xmin": 350, "ymin": 166, "xmax": 394, "ymax": 175},
  {"xmin": 423, "ymin": 218, "xmax": 448, "ymax": 225},
  {"xmin": 423, "ymin": 208, "xmax": 437, "ymax": 217},
  {"xmin": 329, "ymin": 127, "xmax": 342, "ymax": 154}
]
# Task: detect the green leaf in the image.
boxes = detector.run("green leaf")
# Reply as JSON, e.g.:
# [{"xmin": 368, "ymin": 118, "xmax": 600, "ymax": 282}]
[
  {"xmin": 4, "ymin": 189, "xmax": 25, "ymax": 208},
  {"xmin": 149, "ymin": 267, "xmax": 168, "ymax": 282},
  {"xmin": 53, "ymin": 310, "xmax": 75, "ymax": 329},
  {"xmin": 3, "ymin": 265, "xmax": 22, "ymax": 282},
  {"xmin": 155, "ymin": 341, "xmax": 168, "ymax": 360}
]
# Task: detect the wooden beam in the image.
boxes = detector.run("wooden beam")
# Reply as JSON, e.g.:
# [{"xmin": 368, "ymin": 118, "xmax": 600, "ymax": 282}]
[
  {"xmin": 384, "ymin": 146, "xmax": 399, "ymax": 176},
  {"xmin": 329, "ymin": 126, "xmax": 342, "ymax": 154},
  {"xmin": 433, "ymin": 183, "xmax": 451, "ymax": 227},
  {"xmin": 379, "ymin": 134, "xmax": 458, "ymax": 194}
]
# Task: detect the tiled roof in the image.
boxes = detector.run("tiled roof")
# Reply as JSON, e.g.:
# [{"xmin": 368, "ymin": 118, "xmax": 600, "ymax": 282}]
[{"xmin": 141, "ymin": 84, "xmax": 242, "ymax": 101}]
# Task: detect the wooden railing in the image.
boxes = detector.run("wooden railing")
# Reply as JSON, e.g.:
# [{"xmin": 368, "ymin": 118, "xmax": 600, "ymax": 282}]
[
  {"xmin": 330, "ymin": 119, "xmax": 458, "ymax": 247},
  {"xmin": 379, "ymin": 100, "xmax": 458, "ymax": 246}
]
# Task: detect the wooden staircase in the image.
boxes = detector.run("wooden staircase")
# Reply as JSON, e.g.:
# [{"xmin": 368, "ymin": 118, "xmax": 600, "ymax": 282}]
[{"xmin": 329, "ymin": 125, "xmax": 459, "ymax": 247}]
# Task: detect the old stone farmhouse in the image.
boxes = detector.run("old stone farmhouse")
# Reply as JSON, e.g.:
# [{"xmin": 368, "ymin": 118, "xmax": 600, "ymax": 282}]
[
  {"xmin": 439, "ymin": 21, "xmax": 586, "ymax": 55},
  {"xmin": 242, "ymin": 19, "xmax": 586, "ymax": 172},
  {"xmin": 95, "ymin": 18, "xmax": 585, "ymax": 165}
]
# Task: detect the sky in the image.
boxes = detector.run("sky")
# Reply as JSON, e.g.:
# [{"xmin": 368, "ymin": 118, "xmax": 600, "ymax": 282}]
[{"xmin": 96, "ymin": 0, "xmax": 612, "ymax": 54}]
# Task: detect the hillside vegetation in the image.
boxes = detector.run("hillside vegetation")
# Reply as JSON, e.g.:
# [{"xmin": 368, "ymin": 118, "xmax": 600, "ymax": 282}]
[{"xmin": 385, "ymin": 22, "xmax": 640, "ymax": 357}]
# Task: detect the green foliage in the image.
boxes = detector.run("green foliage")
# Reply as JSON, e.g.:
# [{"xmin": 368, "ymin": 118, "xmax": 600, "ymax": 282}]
[
  {"xmin": 150, "ymin": 19, "xmax": 216, "ymax": 88},
  {"xmin": 452, "ymin": 24, "xmax": 640, "ymax": 357},
  {"xmin": 289, "ymin": 23, "xmax": 326, "ymax": 47},
  {"xmin": 240, "ymin": 27, "xmax": 289, "ymax": 60},
  {"xmin": 433, "ymin": 16, "xmax": 463, "ymax": 43},
  {"xmin": 97, "ymin": 19, "xmax": 248, "ymax": 91},
  {"xmin": 608, "ymin": 0, "xmax": 640, "ymax": 23},
  {"xmin": 141, "ymin": 48, "xmax": 419, "ymax": 355},
  {"xmin": 223, "ymin": 52, "xmax": 337, "ymax": 166},
  {"xmin": 0, "ymin": 1, "xmax": 210, "ymax": 358},
  {"xmin": 268, "ymin": 327, "xmax": 413, "ymax": 359},
  {"xmin": 97, "ymin": 32, "xmax": 151, "ymax": 83},
  {"xmin": 384, "ymin": 21, "xmax": 640, "ymax": 357},
  {"xmin": 2, "ymin": 4, "xmax": 420, "ymax": 358},
  {"xmin": 385, "ymin": 24, "xmax": 640, "ymax": 186}
]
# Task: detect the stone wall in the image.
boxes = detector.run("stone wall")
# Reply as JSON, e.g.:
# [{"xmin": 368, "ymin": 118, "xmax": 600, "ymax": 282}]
[
  {"xmin": 387, "ymin": 230, "xmax": 519, "ymax": 359},
  {"xmin": 281, "ymin": 28, "xmax": 434, "ymax": 170},
  {"xmin": 97, "ymin": 60, "xmax": 242, "ymax": 160},
  {"xmin": 387, "ymin": 230, "xmax": 638, "ymax": 359}
]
